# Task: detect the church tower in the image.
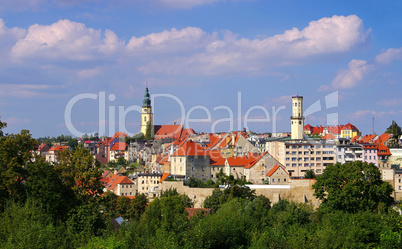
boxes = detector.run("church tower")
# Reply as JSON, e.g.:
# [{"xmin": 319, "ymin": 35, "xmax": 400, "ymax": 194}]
[
  {"xmin": 291, "ymin": 96, "xmax": 304, "ymax": 140},
  {"xmin": 140, "ymin": 87, "xmax": 153, "ymax": 135}
]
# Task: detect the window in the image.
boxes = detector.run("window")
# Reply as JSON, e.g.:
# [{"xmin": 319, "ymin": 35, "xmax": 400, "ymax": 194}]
[
  {"xmin": 284, "ymin": 178, "xmax": 287, "ymax": 182},
  {"xmin": 286, "ymin": 157, "xmax": 290, "ymax": 161},
  {"xmin": 180, "ymin": 166, "xmax": 182, "ymax": 171},
  {"xmin": 192, "ymin": 167, "xmax": 194, "ymax": 171},
  {"xmin": 122, "ymin": 185, "xmax": 124, "ymax": 188},
  {"xmin": 144, "ymin": 116, "xmax": 146, "ymax": 121},
  {"xmin": 272, "ymin": 179, "xmax": 275, "ymax": 182}
]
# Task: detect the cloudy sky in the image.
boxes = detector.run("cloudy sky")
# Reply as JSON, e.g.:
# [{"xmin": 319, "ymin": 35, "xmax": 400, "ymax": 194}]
[{"xmin": 0, "ymin": 0, "xmax": 401, "ymax": 137}]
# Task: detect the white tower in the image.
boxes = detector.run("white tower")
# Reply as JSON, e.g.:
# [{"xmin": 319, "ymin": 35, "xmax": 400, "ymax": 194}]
[{"xmin": 291, "ymin": 96, "xmax": 304, "ymax": 140}]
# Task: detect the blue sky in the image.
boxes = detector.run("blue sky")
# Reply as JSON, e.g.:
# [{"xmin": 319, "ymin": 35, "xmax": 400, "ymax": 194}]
[{"xmin": 0, "ymin": 0, "xmax": 401, "ymax": 137}]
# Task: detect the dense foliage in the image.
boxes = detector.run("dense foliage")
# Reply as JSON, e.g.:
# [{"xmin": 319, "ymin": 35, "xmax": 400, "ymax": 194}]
[
  {"xmin": 0, "ymin": 119, "xmax": 401, "ymax": 248},
  {"xmin": 313, "ymin": 162, "xmax": 394, "ymax": 213}
]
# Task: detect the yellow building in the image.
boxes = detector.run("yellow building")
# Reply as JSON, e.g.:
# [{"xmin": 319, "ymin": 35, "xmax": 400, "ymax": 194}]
[
  {"xmin": 141, "ymin": 87, "xmax": 153, "ymax": 135},
  {"xmin": 341, "ymin": 123, "xmax": 361, "ymax": 139}
]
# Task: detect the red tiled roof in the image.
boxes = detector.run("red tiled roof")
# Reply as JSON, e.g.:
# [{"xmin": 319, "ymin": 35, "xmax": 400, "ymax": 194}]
[
  {"xmin": 226, "ymin": 153, "xmax": 258, "ymax": 167},
  {"xmin": 154, "ymin": 125, "xmax": 183, "ymax": 140},
  {"xmin": 159, "ymin": 155, "xmax": 170, "ymax": 165},
  {"xmin": 322, "ymin": 133, "xmax": 335, "ymax": 140},
  {"xmin": 111, "ymin": 142, "xmax": 128, "ymax": 151},
  {"xmin": 112, "ymin": 131, "xmax": 128, "ymax": 139},
  {"xmin": 108, "ymin": 175, "xmax": 134, "ymax": 190},
  {"xmin": 304, "ymin": 124, "xmax": 314, "ymax": 131},
  {"xmin": 375, "ymin": 133, "xmax": 392, "ymax": 145},
  {"xmin": 209, "ymin": 150, "xmax": 225, "ymax": 166},
  {"xmin": 327, "ymin": 125, "xmax": 342, "ymax": 135},
  {"xmin": 341, "ymin": 123, "xmax": 359, "ymax": 131},
  {"xmin": 171, "ymin": 140, "xmax": 206, "ymax": 156},
  {"xmin": 360, "ymin": 134, "xmax": 377, "ymax": 143},
  {"xmin": 244, "ymin": 151, "xmax": 268, "ymax": 169},
  {"xmin": 49, "ymin": 145, "xmax": 69, "ymax": 151},
  {"xmin": 266, "ymin": 165, "xmax": 280, "ymax": 177},
  {"xmin": 377, "ymin": 144, "xmax": 392, "ymax": 156},
  {"xmin": 160, "ymin": 173, "xmax": 171, "ymax": 183}
]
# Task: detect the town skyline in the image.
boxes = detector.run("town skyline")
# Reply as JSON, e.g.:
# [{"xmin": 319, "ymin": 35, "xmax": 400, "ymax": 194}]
[{"xmin": 0, "ymin": 0, "xmax": 401, "ymax": 137}]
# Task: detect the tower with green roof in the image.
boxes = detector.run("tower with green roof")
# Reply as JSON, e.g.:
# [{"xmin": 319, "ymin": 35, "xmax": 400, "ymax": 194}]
[{"xmin": 140, "ymin": 86, "xmax": 153, "ymax": 135}]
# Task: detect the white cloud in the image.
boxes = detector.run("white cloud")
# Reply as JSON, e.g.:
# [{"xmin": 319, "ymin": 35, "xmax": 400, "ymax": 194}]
[
  {"xmin": 136, "ymin": 15, "xmax": 370, "ymax": 75},
  {"xmin": 76, "ymin": 68, "xmax": 101, "ymax": 78},
  {"xmin": 4, "ymin": 15, "xmax": 369, "ymax": 77},
  {"xmin": 375, "ymin": 47, "xmax": 402, "ymax": 64},
  {"xmin": 127, "ymin": 27, "xmax": 213, "ymax": 54},
  {"xmin": 349, "ymin": 110, "xmax": 396, "ymax": 120},
  {"xmin": 331, "ymin": 59, "xmax": 371, "ymax": 89},
  {"xmin": 11, "ymin": 19, "xmax": 124, "ymax": 61},
  {"xmin": 0, "ymin": 84, "xmax": 52, "ymax": 98},
  {"xmin": 319, "ymin": 59, "xmax": 372, "ymax": 91}
]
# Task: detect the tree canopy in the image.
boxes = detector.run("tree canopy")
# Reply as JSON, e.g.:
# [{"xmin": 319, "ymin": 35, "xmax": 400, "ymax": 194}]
[{"xmin": 313, "ymin": 161, "xmax": 394, "ymax": 213}]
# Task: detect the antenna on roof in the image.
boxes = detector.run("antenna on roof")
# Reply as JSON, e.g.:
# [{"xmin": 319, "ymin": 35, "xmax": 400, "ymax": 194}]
[{"xmin": 373, "ymin": 117, "xmax": 375, "ymax": 135}]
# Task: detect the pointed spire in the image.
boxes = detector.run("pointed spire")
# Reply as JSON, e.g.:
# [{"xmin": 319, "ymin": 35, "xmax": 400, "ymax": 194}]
[{"xmin": 143, "ymin": 85, "xmax": 151, "ymax": 108}]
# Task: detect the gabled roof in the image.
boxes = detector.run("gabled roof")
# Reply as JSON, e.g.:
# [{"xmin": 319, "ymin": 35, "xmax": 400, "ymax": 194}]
[
  {"xmin": 171, "ymin": 140, "xmax": 206, "ymax": 156},
  {"xmin": 154, "ymin": 125, "xmax": 183, "ymax": 139},
  {"xmin": 266, "ymin": 165, "xmax": 289, "ymax": 177},
  {"xmin": 112, "ymin": 131, "xmax": 128, "ymax": 139},
  {"xmin": 341, "ymin": 123, "xmax": 359, "ymax": 131},
  {"xmin": 244, "ymin": 151, "xmax": 268, "ymax": 169},
  {"xmin": 209, "ymin": 150, "xmax": 226, "ymax": 166},
  {"xmin": 375, "ymin": 133, "xmax": 392, "ymax": 145},
  {"xmin": 226, "ymin": 153, "xmax": 258, "ymax": 167},
  {"xmin": 304, "ymin": 124, "xmax": 314, "ymax": 131},
  {"xmin": 49, "ymin": 145, "xmax": 69, "ymax": 151},
  {"xmin": 160, "ymin": 173, "xmax": 171, "ymax": 183},
  {"xmin": 322, "ymin": 133, "xmax": 335, "ymax": 140},
  {"xmin": 377, "ymin": 144, "xmax": 392, "ymax": 156},
  {"xmin": 326, "ymin": 125, "xmax": 342, "ymax": 135},
  {"xmin": 108, "ymin": 175, "xmax": 134, "ymax": 190},
  {"xmin": 111, "ymin": 142, "xmax": 128, "ymax": 151}
]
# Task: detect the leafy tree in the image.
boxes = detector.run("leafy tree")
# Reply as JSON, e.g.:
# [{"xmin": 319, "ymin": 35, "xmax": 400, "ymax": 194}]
[
  {"xmin": 56, "ymin": 145, "xmax": 104, "ymax": 204},
  {"xmin": 128, "ymin": 193, "xmax": 148, "ymax": 221},
  {"xmin": 0, "ymin": 200, "xmax": 66, "ymax": 248},
  {"xmin": 25, "ymin": 157, "xmax": 76, "ymax": 222},
  {"xmin": 385, "ymin": 120, "xmax": 401, "ymax": 147},
  {"xmin": 115, "ymin": 196, "xmax": 132, "ymax": 219},
  {"xmin": 116, "ymin": 157, "xmax": 126, "ymax": 166},
  {"xmin": 0, "ymin": 117, "xmax": 6, "ymax": 137},
  {"xmin": 313, "ymin": 162, "xmax": 394, "ymax": 213},
  {"xmin": 304, "ymin": 169, "xmax": 316, "ymax": 179},
  {"xmin": 67, "ymin": 138, "xmax": 78, "ymax": 149},
  {"xmin": 160, "ymin": 188, "xmax": 192, "ymax": 207},
  {"xmin": 144, "ymin": 121, "xmax": 153, "ymax": 141},
  {"xmin": 0, "ymin": 129, "xmax": 38, "ymax": 209}
]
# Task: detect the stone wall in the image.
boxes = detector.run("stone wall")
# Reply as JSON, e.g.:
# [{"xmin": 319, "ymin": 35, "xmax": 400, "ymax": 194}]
[{"xmin": 160, "ymin": 179, "xmax": 320, "ymax": 208}]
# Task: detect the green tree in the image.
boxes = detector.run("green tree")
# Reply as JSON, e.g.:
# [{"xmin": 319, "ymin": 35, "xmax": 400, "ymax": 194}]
[
  {"xmin": 128, "ymin": 193, "xmax": 148, "ymax": 220},
  {"xmin": 56, "ymin": 145, "xmax": 104, "ymax": 204},
  {"xmin": 385, "ymin": 120, "xmax": 401, "ymax": 147},
  {"xmin": 0, "ymin": 117, "xmax": 6, "ymax": 137},
  {"xmin": 304, "ymin": 169, "xmax": 316, "ymax": 179},
  {"xmin": 67, "ymin": 138, "xmax": 78, "ymax": 149},
  {"xmin": 25, "ymin": 157, "xmax": 76, "ymax": 222},
  {"xmin": 0, "ymin": 200, "xmax": 66, "ymax": 248},
  {"xmin": 0, "ymin": 129, "xmax": 38, "ymax": 209},
  {"xmin": 115, "ymin": 196, "xmax": 132, "ymax": 219},
  {"xmin": 144, "ymin": 121, "xmax": 153, "ymax": 141},
  {"xmin": 313, "ymin": 162, "xmax": 394, "ymax": 213}
]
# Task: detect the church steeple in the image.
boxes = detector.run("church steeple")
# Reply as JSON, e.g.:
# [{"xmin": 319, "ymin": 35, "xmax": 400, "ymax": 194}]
[
  {"xmin": 143, "ymin": 87, "xmax": 151, "ymax": 108},
  {"xmin": 140, "ymin": 86, "xmax": 153, "ymax": 135}
]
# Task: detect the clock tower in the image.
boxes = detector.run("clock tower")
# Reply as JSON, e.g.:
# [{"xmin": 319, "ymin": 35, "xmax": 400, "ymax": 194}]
[{"xmin": 140, "ymin": 87, "xmax": 153, "ymax": 135}]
